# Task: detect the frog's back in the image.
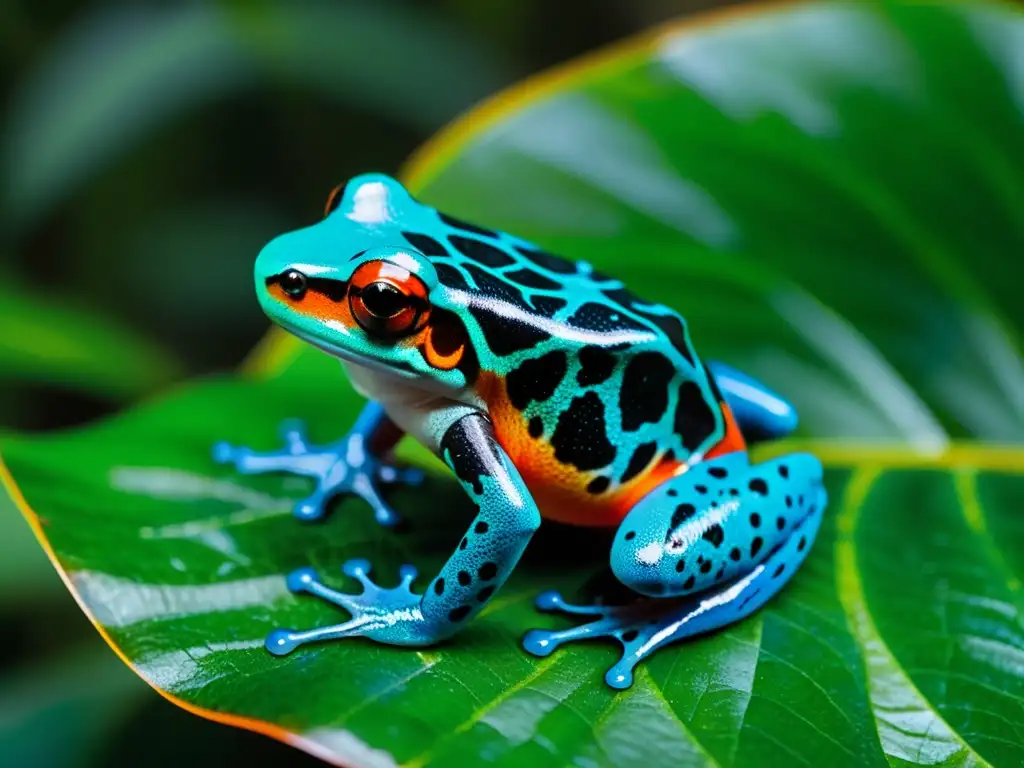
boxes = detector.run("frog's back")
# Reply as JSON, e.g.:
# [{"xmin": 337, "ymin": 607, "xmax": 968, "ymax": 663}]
[{"xmin": 400, "ymin": 206, "xmax": 744, "ymax": 527}]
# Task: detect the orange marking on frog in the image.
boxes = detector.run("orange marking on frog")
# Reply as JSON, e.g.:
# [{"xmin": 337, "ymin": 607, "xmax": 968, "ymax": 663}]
[
  {"xmin": 267, "ymin": 283, "xmax": 358, "ymax": 328},
  {"xmin": 477, "ymin": 372, "xmax": 686, "ymax": 528},
  {"xmin": 706, "ymin": 402, "xmax": 747, "ymax": 459},
  {"xmin": 419, "ymin": 309, "xmax": 467, "ymax": 370}
]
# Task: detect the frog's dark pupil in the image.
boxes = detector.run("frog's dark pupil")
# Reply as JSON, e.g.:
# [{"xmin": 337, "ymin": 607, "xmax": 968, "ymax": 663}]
[
  {"xmin": 361, "ymin": 282, "xmax": 407, "ymax": 318},
  {"xmin": 280, "ymin": 270, "xmax": 307, "ymax": 298}
]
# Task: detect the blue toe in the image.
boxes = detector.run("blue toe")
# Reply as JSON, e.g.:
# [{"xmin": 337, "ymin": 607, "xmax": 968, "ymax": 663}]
[
  {"xmin": 286, "ymin": 567, "xmax": 319, "ymax": 593},
  {"xmin": 293, "ymin": 499, "xmax": 326, "ymax": 521},
  {"xmin": 265, "ymin": 629, "xmax": 299, "ymax": 656},
  {"xmin": 522, "ymin": 629, "xmax": 556, "ymax": 657},
  {"xmin": 372, "ymin": 505, "xmax": 401, "ymax": 527},
  {"xmin": 343, "ymin": 558, "xmax": 373, "ymax": 578},
  {"xmin": 605, "ymin": 664, "xmax": 634, "ymax": 690},
  {"xmin": 535, "ymin": 590, "xmax": 563, "ymax": 611},
  {"xmin": 211, "ymin": 442, "xmax": 233, "ymax": 463}
]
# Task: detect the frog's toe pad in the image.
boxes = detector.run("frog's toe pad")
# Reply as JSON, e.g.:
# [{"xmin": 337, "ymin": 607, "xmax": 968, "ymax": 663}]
[
  {"xmin": 265, "ymin": 629, "xmax": 301, "ymax": 656},
  {"xmin": 521, "ymin": 629, "xmax": 558, "ymax": 657},
  {"xmin": 211, "ymin": 441, "xmax": 243, "ymax": 464},
  {"xmin": 534, "ymin": 590, "xmax": 564, "ymax": 612},
  {"xmin": 293, "ymin": 499, "xmax": 328, "ymax": 523},
  {"xmin": 285, "ymin": 567, "xmax": 320, "ymax": 593}
]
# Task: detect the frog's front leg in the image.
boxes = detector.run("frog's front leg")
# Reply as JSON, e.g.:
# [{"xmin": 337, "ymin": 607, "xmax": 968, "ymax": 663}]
[
  {"xmin": 523, "ymin": 451, "xmax": 826, "ymax": 689},
  {"xmin": 266, "ymin": 412, "xmax": 541, "ymax": 653},
  {"xmin": 212, "ymin": 401, "xmax": 422, "ymax": 526}
]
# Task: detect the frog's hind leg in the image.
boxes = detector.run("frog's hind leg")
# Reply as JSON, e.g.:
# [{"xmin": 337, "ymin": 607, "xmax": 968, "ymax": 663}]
[
  {"xmin": 706, "ymin": 360, "xmax": 798, "ymax": 442},
  {"xmin": 212, "ymin": 401, "xmax": 423, "ymax": 526},
  {"xmin": 523, "ymin": 451, "xmax": 826, "ymax": 689},
  {"xmin": 524, "ymin": 495, "xmax": 823, "ymax": 688}
]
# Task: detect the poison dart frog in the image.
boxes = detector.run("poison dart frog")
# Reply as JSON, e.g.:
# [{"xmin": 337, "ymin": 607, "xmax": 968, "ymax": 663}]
[{"xmin": 214, "ymin": 174, "xmax": 826, "ymax": 689}]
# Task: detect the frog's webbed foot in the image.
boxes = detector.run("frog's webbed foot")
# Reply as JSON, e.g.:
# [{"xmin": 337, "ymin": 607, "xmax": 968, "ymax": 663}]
[
  {"xmin": 212, "ymin": 403, "xmax": 423, "ymax": 527},
  {"xmin": 523, "ymin": 572, "xmax": 778, "ymax": 691},
  {"xmin": 267, "ymin": 559, "xmax": 438, "ymax": 653},
  {"xmin": 523, "ymin": 489, "xmax": 825, "ymax": 690},
  {"xmin": 523, "ymin": 591, "xmax": 679, "ymax": 690}
]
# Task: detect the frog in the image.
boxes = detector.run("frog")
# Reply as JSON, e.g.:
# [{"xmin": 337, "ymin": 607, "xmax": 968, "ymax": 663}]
[{"xmin": 213, "ymin": 173, "xmax": 827, "ymax": 689}]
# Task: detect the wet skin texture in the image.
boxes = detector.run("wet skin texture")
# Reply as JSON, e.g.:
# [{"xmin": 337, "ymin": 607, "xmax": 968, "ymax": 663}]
[{"xmin": 213, "ymin": 174, "xmax": 825, "ymax": 689}]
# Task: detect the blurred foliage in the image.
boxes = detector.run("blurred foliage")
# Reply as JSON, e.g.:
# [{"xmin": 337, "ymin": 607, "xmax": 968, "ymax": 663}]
[
  {"xmin": 0, "ymin": 0, "xmax": 734, "ymax": 765},
  {"xmin": 0, "ymin": 272, "xmax": 179, "ymax": 400},
  {"xmin": 0, "ymin": 483, "xmax": 63, "ymax": 606}
]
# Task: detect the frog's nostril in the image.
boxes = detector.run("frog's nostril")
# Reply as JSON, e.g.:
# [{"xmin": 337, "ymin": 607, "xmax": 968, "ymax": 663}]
[{"xmin": 279, "ymin": 269, "xmax": 308, "ymax": 299}]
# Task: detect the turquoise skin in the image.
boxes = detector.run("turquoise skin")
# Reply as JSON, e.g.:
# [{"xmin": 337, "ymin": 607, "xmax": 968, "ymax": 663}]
[{"xmin": 213, "ymin": 174, "xmax": 826, "ymax": 689}]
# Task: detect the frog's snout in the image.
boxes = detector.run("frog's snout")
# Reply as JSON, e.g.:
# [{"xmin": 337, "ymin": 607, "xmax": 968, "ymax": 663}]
[{"xmin": 254, "ymin": 233, "xmax": 290, "ymax": 291}]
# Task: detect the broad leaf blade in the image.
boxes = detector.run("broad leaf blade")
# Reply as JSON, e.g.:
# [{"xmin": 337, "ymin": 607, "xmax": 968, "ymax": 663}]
[
  {"xmin": 4, "ymin": 402, "xmax": 1020, "ymax": 766},
  {"xmin": 3, "ymin": 1, "xmax": 1023, "ymax": 766}
]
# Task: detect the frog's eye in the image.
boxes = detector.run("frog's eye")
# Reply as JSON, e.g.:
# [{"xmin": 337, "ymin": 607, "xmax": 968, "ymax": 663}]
[
  {"xmin": 348, "ymin": 260, "xmax": 429, "ymax": 337},
  {"xmin": 324, "ymin": 182, "xmax": 347, "ymax": 217}
]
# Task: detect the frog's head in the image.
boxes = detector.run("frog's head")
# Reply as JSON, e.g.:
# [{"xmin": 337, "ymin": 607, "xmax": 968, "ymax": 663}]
[{"xmin": 254, "ymin": 173, "xmax": 476, "ymax": 391}]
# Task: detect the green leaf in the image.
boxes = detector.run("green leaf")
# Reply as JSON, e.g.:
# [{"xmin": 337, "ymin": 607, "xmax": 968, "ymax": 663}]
[
  {"xmin": 1, "ymin": 1, "xmax": 511, "ymax": 234},
  {"xmin": 3, "ymin": 1, "xmax": 1024, "ymax": 766},
  {"xmin": 0, "ymin": 277, "xmax": 179, "ymax": 399}
]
